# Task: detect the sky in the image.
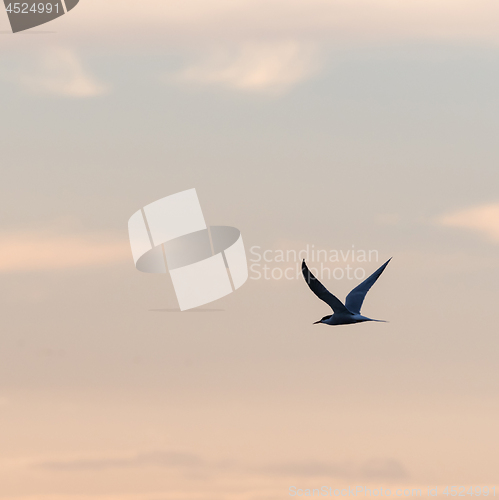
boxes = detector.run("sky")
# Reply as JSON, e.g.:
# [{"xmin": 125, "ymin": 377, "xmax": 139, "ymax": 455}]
[{"xmin": 0, "ymin": 1, "xmax": 498, "ymax": 499}]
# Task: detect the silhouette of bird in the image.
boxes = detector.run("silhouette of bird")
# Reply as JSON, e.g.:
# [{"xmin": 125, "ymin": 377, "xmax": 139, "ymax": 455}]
[{"xmin": 302, "ymin": 258, "xmax": 391, "ymax": 326}]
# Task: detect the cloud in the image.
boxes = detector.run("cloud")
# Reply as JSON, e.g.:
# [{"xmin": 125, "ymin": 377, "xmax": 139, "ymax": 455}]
[
  {"xmin": 33, "ymin": 451, "xmax": 408, "ymax": 482},
  {"xmin": 13, "ymin": 47, "xmax": 108, "ymax": 97},
  {"xmin": 359, "ymin": 458, "xmax": 409, "ymax": 481},
  {"xmin": 46, "ymin": 0, "xmax": 499, "ymax": 50},
  {"xmin": 36, "ymin": 451, "xmax": 204, "ymax": 472},
  {"xmin": 0, "ymin": 230, "xmax": 130, "ymax": 273},
  {"xmin": 172, "ymin": 41, "xmax": 321, "ymax": 93},
  {"xmin": 437, "ymin": 203, "xmax": 499, "ymax": 243}
]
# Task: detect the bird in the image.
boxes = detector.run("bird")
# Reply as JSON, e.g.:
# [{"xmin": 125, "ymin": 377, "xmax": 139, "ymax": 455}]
[{"xmin": 302, "ymin": 258, "xmax": 391, "ymax": 326}]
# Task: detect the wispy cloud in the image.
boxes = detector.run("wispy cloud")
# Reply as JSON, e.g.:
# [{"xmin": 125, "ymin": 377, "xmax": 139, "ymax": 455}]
[
  {"xmin": 0, "ymin": 230, "xmax": 130, "ymax": 273},
  {"xmin": 19, "ymin": 453, "xmax": 414, "ymax": 500},
  {"xmin": 53, "ymin": 0, "xmax": 499, "ymax": 50},
  {"xmin": 12, "ymin": 47, "xmax": 108, "ymax": 97},
  {"xmin": 33, "ymin": 450, "xmax": 408, "ymax": 482},
  {"xmin": 172, "ymin": 41, "xmax": 321, "ymax": 94},
  {"xmin": 437, "ymin": 203, "xmax": 499, "ymax": 243}
]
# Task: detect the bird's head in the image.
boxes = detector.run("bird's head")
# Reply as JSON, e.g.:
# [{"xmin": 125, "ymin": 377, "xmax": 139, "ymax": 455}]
[{"xmin": 314, "ymin": 315, "xmax": 332, "ymax": 324}]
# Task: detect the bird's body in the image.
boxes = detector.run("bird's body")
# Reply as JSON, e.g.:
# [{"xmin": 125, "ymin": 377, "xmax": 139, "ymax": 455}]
[
  {"xmin": 317, "ymin": 313, "xmax": 379, "ymax": 326},
  {"xmin": 302, "ymin": 258, "xmax": 391, "ymax": 326}
]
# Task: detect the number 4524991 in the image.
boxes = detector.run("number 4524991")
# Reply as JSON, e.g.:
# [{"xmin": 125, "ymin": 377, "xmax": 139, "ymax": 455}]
[
  {"xmin": 443, "ymin": 487, "xmax": 496, "ymax": 497},
  {"xmin": 5, "ymin": 3, "xmax": 59, "ymax": 14}
]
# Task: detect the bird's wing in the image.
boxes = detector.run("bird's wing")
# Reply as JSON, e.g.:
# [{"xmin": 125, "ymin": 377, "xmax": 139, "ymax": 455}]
[
  {"xmin": 345, "ymin": 258, "xmax": 391, "ymax": 314},
  {"xmin": 302, "ymin": 260, "xmax": 349, "ymax": 314}
]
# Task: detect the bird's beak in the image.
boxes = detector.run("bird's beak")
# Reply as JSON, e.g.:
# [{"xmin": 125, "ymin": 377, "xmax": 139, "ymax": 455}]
[{"xmin": 313, "ymin": 320, "xmax": 321, "ymax": 324}]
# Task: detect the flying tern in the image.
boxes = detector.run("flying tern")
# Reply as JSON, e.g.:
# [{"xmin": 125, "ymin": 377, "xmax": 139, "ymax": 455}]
[{"xmin": 302, "ymin": 258, "xmax": 391, "ymax": 326}]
